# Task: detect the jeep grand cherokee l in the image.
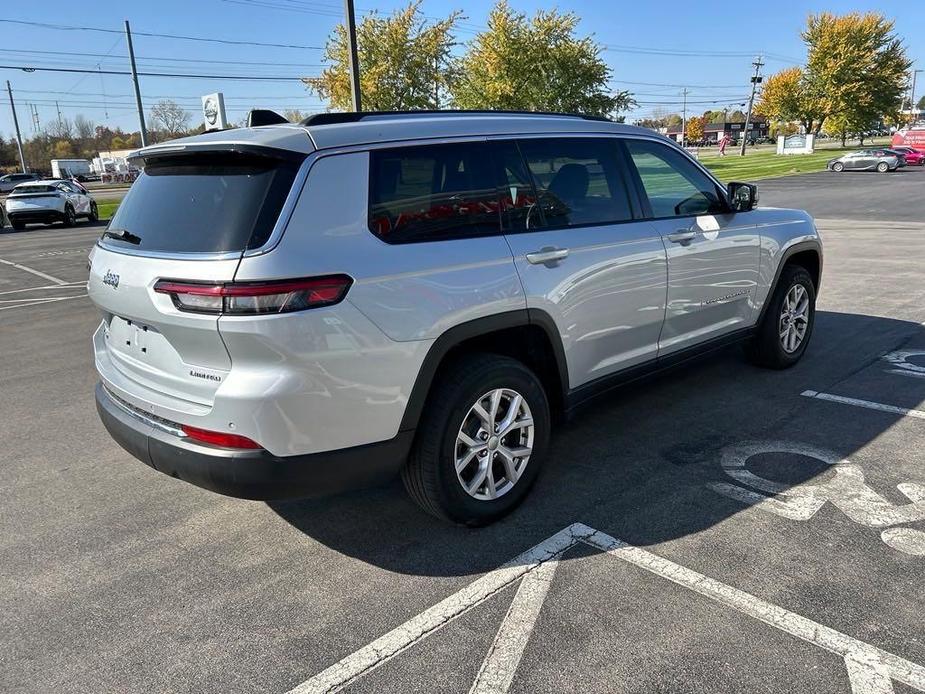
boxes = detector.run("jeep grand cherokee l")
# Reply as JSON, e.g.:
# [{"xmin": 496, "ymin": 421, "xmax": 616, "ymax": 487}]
[{"xmin": 89, "ymin": 111, "xmax": 822, "ymax": 525}]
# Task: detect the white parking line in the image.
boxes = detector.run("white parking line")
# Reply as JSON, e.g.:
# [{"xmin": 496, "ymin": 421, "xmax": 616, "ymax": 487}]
[
  {"xmin": 287, "ymin": 523, "xmax": 925, "ymax": 693},
  {"xmin": 0, "ymin": 256, "xmax": 68, "ymax": 285},
  {"xmin": 0, "ymin": 294, "xmax": 88, "ymax": 311},
  {"xmin": 0, "ymin": 281, "xmax": 84, "ymax": 296},
  {"xmin": 801, "ymin": 390, "xmax": 925, "ymax": 420}
]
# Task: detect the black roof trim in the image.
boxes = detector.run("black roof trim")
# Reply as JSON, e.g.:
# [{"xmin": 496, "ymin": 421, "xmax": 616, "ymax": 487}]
[
  {"xmin": 247, "ymin": 109, "xmax": 289, "ymax": 127},
  {"xmin": 301, "ymin": 109, "xmax": 613, "ymax": 127}
]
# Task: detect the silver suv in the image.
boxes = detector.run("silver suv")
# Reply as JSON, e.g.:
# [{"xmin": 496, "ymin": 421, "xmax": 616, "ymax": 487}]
[{"xmin": 89, "ymin": 111, "xmax": 822, "ymax": 525}]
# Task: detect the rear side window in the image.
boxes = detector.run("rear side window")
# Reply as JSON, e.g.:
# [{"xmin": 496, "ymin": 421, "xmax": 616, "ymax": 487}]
[
  {"xmin": 368, "ymin": 143, "xmax": 500, "ymax": 243},
  {"xmin": 517, "ymin": 138, "xmax": 633, "ymax": 229},
  {"xmin": 12, "ymin": 185, "xmax": 57, "ymax": 194},
  {"xmin": 626, "ymin": 140, "xmax": 727, "ymax": 218},
  {"xmin": 103, "ymin": 152, "xmax": 300, "ymax": 254}
]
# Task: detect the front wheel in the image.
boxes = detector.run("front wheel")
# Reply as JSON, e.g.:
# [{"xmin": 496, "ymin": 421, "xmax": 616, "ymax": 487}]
[
  {"xmin": 746, "ymin": 265, "xmax": 816, "ymax": 369},
  {"xmin": 831, "ymin": 162, "xmax": 844, "ymax": 172},
  {"xmin": 88, "ymin": 202, "xmax": 98, "ymax": 223},
  {"xmin": 402, "ymin": 354, "xmax": 550, "ymax": 525}
]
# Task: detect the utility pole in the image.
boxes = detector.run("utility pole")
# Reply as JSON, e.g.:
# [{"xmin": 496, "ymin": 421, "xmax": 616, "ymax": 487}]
[
  {"xmin": 343, "ymin": 0, "xmax": 362, "ymax": 112},
  {"xmin": 910, "ymin": 69, "xmax": 923, "ymax": 123},
  {"xmin": 740, "ymin": 55, "xmax": 764, "ymax": 156},
  {"xmin": 30, "ymin": 104, "xmax": 40, "ymax": 133},
  {"xmin": 124, "ymin": 20, "xmax": 148, "ymax": 147},
  {"xmin": 6, "ymin": 81, "xmax": 27, "ymax": 173},
  {"xmin": 680, "ymin": 88, "xmax": 689, "ymax": 148},
  {"xmin": 55, "ymin": 100, "xmax": 62, "ymax": 124}
]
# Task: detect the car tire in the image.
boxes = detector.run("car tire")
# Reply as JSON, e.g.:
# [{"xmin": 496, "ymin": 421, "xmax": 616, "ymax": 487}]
[
  {"xmin": 88, "ymin": 202, "xmax": 99, "ymax": 222},
  {"xmin": 832, "ymin": 162, "xmax": 844, "ymax": 172},
  {"xmin": 876, "ymin": 162, "xmax": 889, "ymax": 173},
  {"xmin": 745, "ymin": 265, "xmax": 816, "ymax": 369},
  {"xmin": 402, "ymin": 353, "xmax": 551, "ymax": 525},
  {"xmin": 10, "ymin": 219, "xmax": 25, "ymax": 231},
  {"xmin": 63, "ymin": 205, "xmax": 77, "ymax": 227}
]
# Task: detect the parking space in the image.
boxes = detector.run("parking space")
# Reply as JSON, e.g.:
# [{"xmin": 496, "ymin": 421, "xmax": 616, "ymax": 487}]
[{"xmin": 2, "ymin": 175, "xmax": 924, "ymax": 693}]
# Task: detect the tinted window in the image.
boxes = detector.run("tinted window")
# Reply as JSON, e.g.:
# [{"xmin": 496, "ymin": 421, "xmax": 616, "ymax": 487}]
[
  {"xmin": 11, "ymin": 184, "xmax": 57, "ymax": 194},
  {"xmin": 104, "ymin": 152, "xmax": 299, "ymax": 254},
  {"xmin": 368, "ymin": 143, "xmax": 499, "ymax": 243},
  {"xmin": 626, "ymin": 139, "xmax": 727, "ymax": 218},
  {"xmin": 517, "ymin": 138, "xmax": 632, "ymax": 228},
  {"xmin": 495, "ymin": 141, "xmax": 540, "ymax": 232}
]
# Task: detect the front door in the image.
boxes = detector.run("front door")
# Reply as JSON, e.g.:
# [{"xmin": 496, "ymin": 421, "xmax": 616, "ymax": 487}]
[
  {"xmin": 495, "ymin": 137, "xmax": 668, "ymax": 389},
  {"xmin": 623, "ymin": 138, "xmax": 761, "ymax": 356}
]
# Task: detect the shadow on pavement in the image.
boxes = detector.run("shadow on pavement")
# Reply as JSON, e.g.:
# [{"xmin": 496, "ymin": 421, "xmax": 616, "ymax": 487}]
[{"xmin": 269, "ymin": 310, "xmax": 925, "ymax": 577}]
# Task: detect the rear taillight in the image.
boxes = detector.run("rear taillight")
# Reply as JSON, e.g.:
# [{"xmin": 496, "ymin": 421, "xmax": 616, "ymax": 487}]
[
  {"xmin": 181, "ymin": 425, "xmax": 262, "ymax": 450},
  {"xmin": 153, "ymin": 275, "xmax": 352, "ymax": 315}
]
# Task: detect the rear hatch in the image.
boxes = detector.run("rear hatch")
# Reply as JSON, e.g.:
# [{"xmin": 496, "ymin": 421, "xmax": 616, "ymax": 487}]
[
  {"xmin": 6, "ymin": 185, "xmax": 63, "ymax": 211},
  {"xmin": 88, "ymin": 146, "xmax": 304, "ymax": 414}
]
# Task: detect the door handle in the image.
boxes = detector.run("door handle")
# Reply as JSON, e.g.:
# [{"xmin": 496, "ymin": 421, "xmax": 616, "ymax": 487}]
[
  {"xmin": 666, "ymin": 230, "xmax": 698, "ymax": 246},
  {"xmin": 526, "ymin": 247, "xmax": 569, "ymax": 265}
]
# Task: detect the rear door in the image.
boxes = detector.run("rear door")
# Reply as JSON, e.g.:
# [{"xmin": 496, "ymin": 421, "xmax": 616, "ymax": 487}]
[
  {"xmin": 88, "ymin": 148, "xmax": 302, "ymax": 414},
  {"xmin": 624, "ymin": 138, "xmax": 760, "ymax": 355},
  {"xmin": 497, "ymin": 137, "xmax": 668, "ymax": 388}
]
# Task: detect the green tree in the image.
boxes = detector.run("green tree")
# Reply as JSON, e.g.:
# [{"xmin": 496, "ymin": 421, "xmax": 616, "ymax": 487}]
[
  {"xmin": 917, "ymin": 95, "xmax": 925, "ymax": 111},
  {"xmin": 756, "ymin": 67, "xmax": 826, "ymax": 133},
  {"xmin": 304, "ymin": 1, "xmax": 460, "ymax": 111},
  {"xmin": 801, "ymin": 12, "xmax": 910, "ymax": 133},
  {"xmin": 451, "ymin": 1, "xmax": 634, "ymax": 117}
]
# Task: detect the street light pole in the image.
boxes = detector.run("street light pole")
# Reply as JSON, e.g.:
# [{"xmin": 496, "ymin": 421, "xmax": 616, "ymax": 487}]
[
  {"xmin": 343, "ymin": 0, "xmax": 362, "ymax": 112},
  {"xmin": 910, "ymin": 69, "xmax": 923, "ymax": 122},
  {"xmin": 740, "ymin": 56, "xmax": 764, "ymax": 156},
  {"xmin": 680, "ymin": 88, "xmax": 689, "ymax": 148},
  {"xmin": 6, "ymin": 81, "xmax": 27, "ymax": 173}
]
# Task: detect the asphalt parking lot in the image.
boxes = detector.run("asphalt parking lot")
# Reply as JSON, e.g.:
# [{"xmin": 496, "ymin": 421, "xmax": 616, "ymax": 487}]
[{"xmin": 2, "ymin": 166, "xmax": 924, "ymax": 694}]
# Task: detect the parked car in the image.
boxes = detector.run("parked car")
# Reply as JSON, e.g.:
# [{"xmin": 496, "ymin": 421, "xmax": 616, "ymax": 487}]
[
  {"xmin": 881, "ymin": 149, "xmax": 908, "ymax": 167},
  {"xmin": 89, "ymin": 111, "xmax": 822, "ymax": 525},
  {"xmin": 4, "ymin": 179, "xmax": 99, "ymax": 230},
  {"xmin": 827, "ymin": 150, "xmax": 900, "ymax": 172},
  {"xmin": 0, "ymin": 172, "xmax": 41, "ymax": 193},
  {"xmin": 890, "ymin": 146, "xmax": 925, "ymax": 166}
]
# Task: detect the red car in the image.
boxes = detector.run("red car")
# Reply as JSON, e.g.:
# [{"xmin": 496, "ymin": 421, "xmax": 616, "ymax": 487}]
[{"xmin": 891, "ymin": 146, "xmax": 925, "ymax": 166}]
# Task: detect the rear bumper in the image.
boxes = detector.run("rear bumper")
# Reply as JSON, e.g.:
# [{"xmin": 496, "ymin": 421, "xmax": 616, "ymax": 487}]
[
  {"xmin": 7, "ymin": 209, "xmax": 66, "ymax": 224},
  {"xmin": 95, "ymin": 382, "xmax": 412, "ymax": 500}
]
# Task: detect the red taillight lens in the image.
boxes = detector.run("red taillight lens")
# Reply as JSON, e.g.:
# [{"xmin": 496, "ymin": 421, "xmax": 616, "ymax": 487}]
[
  {"xmin": 181, "ymin": 425, "xmax": 262, "ymax": 449},
  {"xmin": 154, "ymin": 275, "xmax": 352, "ymax": 315}
]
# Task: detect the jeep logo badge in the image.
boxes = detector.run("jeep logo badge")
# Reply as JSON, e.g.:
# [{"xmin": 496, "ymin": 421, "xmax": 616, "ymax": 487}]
[{"xmin": 102, "ymin": 270, "xmax": 120, "ymax": 289}]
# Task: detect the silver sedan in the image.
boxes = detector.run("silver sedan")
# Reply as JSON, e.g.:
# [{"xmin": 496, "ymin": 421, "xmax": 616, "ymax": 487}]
[{"xmin": 827, "ymin": 149, "xmax": 900, "ymax": 172}]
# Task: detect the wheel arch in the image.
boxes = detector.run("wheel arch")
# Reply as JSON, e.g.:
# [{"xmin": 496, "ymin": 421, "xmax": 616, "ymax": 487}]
[
  {"xmin": 758, "ymin": 240, "xmax": 823, "ymax": 325},
  {"xmin": 398, "ymin": 309, "xmax": 569, "ymax": 432}
]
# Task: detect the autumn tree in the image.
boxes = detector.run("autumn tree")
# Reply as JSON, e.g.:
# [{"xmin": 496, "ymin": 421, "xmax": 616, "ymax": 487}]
[
  {"xmin": 686, "ymin": 115, "xmax": 705, "ymax": 142},
  {"xmin": 304, "ymin": 1, "xmax": 460, "ymax": 111},
  {"xmin": 451, "ymin": 1, "xmax": 634, "ymax": 117},
  {"xmin": 756, "ymin": 67, "xmax": 824, "ymax": 133}
]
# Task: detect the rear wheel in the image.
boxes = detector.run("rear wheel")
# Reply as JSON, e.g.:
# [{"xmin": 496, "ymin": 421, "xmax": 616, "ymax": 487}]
[
  {"xmin": 876, "ymin": 162, "xmax": 889, "ymax": 173},
  {"xmin": 746, "ymin": 265, "xmax": 816, "ymax": 369},
  {"xmin": 831, "ymin": 162, "xmax": 844, "ymax": 172},
  {"xmin": 402, "ymin": 353, "xmax": 550, "ymax": 525},
  {"xmin": 63, "ymin": 205, "xmax": 77, "ymax": 227}
]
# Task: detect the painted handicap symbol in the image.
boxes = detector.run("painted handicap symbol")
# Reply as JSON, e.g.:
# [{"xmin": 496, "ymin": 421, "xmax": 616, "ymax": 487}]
[
  {"xmin": 883, "ymin": 350, "xmax": 925, "ymax": 379},
  {"xmin": 708, "ymin": 441, "xmax": 925, "ymax": 556}
]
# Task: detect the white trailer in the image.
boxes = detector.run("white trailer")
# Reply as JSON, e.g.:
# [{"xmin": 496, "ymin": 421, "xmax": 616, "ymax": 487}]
[{"xmin": 50, "ymin": 158, "xmax": 92, "ymax": 180}]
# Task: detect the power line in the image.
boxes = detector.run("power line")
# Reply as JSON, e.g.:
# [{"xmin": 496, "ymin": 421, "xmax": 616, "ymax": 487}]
[
  {"xmin": 0, "ymin": 19, "xmax": 324, "ymax": 50},
  {"xmin": 0, "ymin": 64, "xmax": 313, "ymax": 81},
  {"xmin": 0, "ymin": 47, "xmax": 324, "ymax": 69}
]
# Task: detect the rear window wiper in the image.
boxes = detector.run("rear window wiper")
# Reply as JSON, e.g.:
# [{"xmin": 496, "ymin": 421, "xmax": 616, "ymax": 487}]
[{"xmin": 102, "ymin": 228, "xmax": 142, "ymax": 245}]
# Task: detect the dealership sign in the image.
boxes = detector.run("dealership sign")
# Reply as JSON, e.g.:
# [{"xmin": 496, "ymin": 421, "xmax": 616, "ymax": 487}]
[
  {"xmin": 778, "ymin": 132, "xmax": 815, "ymax": 155},
  {"xmin": 201, "ymin": 92, "xmax": 228, "ymax": 131}
]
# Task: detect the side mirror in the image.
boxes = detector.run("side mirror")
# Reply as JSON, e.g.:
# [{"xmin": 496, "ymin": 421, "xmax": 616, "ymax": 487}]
[{"xmin": 728, "ymin": 181, "xmax": 758, "ymax": 212}]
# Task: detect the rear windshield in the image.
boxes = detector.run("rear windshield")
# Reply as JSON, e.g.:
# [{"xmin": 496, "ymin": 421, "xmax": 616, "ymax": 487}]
[
  {"xmin": 103, "ymin": 152, "xmax": 301, "ymax": 254},
  {"xmin": 12, "ymin": 185, "xmax": 58, "ymax": 194}
]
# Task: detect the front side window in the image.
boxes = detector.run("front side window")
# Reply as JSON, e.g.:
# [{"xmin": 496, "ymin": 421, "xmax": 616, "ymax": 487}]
[
  {"xmin": 368, "ymin": 143, "xmax": 500, "ymax": 243},
  {"xmin": 626, "ymin": 139, "xmax": 727, "ymax": 218},
  {"xmin": 516, "ymin": 138, "xmax": 633, "ymax": 229}
]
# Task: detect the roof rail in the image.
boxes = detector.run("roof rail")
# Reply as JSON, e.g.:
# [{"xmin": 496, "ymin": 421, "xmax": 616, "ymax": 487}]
[{"xmin": 301, "ymin": 109, "xmax": 613, "ymax": 127}]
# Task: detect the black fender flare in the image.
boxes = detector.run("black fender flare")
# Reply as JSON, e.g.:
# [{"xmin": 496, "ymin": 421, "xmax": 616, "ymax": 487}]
[
  {"xmin": 398, "ymin": 308, "xmax": 569, "ymax": 432},
  {"xmin": 757, "ymin": 239, "xmax": 823, "ymax": 325}
]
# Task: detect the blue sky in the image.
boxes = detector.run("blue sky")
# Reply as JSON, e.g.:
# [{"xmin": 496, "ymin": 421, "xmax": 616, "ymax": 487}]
[{"xmin": 1, "ymin": 0, "xmax": 923, "ymax": 139}]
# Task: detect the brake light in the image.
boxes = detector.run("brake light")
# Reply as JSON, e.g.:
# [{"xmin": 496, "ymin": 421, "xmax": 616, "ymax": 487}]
[
  {"xmin": 181, "ymin": 425, "xmax": 262, "ymax": 449},
  {"xmin": 153, "ymin": 275, "xmax": 352, "ymax": 315}
]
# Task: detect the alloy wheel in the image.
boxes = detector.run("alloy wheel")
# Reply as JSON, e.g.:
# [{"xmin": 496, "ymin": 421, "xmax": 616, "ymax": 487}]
[
  {"xmin": 454, "ymin": 388, "xmax": 534, "ymax": 501},
  {"xmin": 779, "ymin": 284, "xmax": 810, "ymax": 354}
]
